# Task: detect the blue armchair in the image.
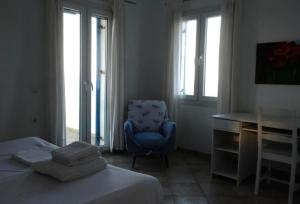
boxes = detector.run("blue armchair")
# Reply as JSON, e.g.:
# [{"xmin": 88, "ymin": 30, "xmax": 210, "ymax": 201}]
[{"xmin": 124, "ymin": 100, "xmax": 176, "ymax": 168}]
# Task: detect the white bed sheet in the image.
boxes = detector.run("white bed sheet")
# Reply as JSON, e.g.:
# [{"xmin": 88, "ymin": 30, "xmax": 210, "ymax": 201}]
[{"xmin": 0, "ymin": 137, "xmax": 163, "ymax": 204}]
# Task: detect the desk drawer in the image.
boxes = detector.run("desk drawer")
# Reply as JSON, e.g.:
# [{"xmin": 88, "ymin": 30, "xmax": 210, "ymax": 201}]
[{"xmin": 214, "ymin": 119, "xmax": 241, "ymax": 133}]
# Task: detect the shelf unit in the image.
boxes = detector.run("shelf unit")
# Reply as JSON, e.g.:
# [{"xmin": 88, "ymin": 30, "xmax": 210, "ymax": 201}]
[
  {"xmin": 214, "ymin": 164, "xmax": 238, "ymax": 180},
  {"xmin": 211, "ymin": 113, "xmax": 258, "ymax": 185},
  {"xmin": 215, "ymin": 144, "xmax": 239, "ymax": 154}
]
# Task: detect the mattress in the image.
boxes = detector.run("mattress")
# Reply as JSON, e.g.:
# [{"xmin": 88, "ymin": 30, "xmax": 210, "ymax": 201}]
[{"xmin": 0, "ymin": 137, "xmax": 163, "ymax": 204}]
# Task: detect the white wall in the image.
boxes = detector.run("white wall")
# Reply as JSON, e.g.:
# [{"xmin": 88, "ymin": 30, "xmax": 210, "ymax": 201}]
[
  {"xmin": 237, "ymin": 0, "xmax": 300, "ymax": 112},
  {"xmin": 177, "ymin": 103, "xmax": 216, "ymax": 153},
  {"xmin": 236, "ymin": 1, "xmax": 300, "ymax": 173},
  {"xmin": 0, "ymin": 0, "xmax": 46, "ymax": 141},
  {"xmin": 124, "ymin": 0, "xmax": 169, "ymax": 104}
]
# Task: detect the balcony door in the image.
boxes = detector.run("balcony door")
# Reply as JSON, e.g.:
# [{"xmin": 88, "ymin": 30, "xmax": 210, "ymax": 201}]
[{"xmin": 63, "ymin": 4, "xmax": 111, "ymax": 147}]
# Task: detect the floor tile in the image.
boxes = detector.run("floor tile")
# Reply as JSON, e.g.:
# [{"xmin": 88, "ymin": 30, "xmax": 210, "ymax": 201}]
[
  {"xmin": 144, "ymin": 171, "xmax": 168, "ymax": 183},
  {"xmin": 102, "ymin": 150, "xmax": 298, "ymax": 204},
  {"xmin": 167, "ymin": 172, "xmax": 196, "ymax": 183},
  {"xmin": 163, "ymin": 195, "xmax": 175, "ymax": 204},
  {"xmin": 173, "ymin": 196, "xmax": 208, "ymax": 204},
  {"xmin": 200, "ymin": 183, "xmax": 236, "ymax": 196},
  {"xmin": 170, "ymin": 183, "xmax": 203, "ymax": 196},
  {"xmin": 161, "ymin": 182, "xmax": 173, "ymax": 196},
  {"xmin": 207, "ymin": 196, "xmax": 246, "ymax": 204}
]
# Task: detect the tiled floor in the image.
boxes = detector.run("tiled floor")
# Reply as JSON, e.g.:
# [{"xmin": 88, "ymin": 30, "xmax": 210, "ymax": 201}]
[{"xmin": 102, "ymin": 150, "xmax": 300, "ymax": 204}]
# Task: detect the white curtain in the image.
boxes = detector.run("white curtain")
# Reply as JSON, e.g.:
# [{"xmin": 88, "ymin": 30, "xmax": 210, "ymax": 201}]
[
  {"xmin": 217, "ymin": 0, "xmax": 242, "ymax": 113},
  {"xmin": 107, "ymin": 0, "xmax": 125, "ymax": 151},
  {"xmin": 45, "ymin": 0, "xmax": 66, "ymax": 146},
  {"xmin": 164, "ymin": 0, "xmax": 183, "ymax": 121}
]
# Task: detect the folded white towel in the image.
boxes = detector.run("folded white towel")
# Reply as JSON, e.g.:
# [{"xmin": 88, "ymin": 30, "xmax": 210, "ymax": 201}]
[
  {"xmin": 52, "ymin": 141, "xmax": 99, "ymax": 166},
  {"xmin": 12, "ymin": 149, "xmax": 52, "ymax": 166},
  {"xmin": 33, "ymin": 157, "xmax": 107, "ymax": 182},
  {"xmin": 56, "ymin": 152, "xmax": 101, "ymax": 167}
]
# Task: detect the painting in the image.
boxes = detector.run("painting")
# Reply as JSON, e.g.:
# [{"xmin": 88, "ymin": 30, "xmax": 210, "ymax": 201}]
[{"xmin": 255, "ymin": 41, "xmax": 300, "ymax": 85}]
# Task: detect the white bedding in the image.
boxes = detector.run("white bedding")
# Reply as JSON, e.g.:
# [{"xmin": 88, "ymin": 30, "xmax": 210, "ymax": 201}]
[{"xmin": 0, "ymin": 137, "xmax": 163, "ymax": 204}]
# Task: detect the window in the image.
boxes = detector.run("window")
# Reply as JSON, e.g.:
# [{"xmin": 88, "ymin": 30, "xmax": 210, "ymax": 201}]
[
  {"xmin": 203, "ymin": 16, "xmax": 221, "ymax": 97},
  {"xmin": 63, "ymin": 8, "xmax": 81, "ymax": 144},
  {"xmin": 180, "ymin": 19, "xmax": 197, "ymax": 96},
  {"xmin": 179, "ymin": 12, "xmax": 221, "ymax": 100}
]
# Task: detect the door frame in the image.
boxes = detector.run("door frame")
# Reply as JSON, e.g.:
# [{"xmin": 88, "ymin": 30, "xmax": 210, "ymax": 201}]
[
  {"xmin": 63, "ymin": 2, "xmax": 87, "ymax": 143},
  {"xmin": 86, "ymin": 8, "xmax": 112, "ymax": 147},
  {"xmin": 63, "ymin": 2, "xmax": 112, "ymax": 147}
]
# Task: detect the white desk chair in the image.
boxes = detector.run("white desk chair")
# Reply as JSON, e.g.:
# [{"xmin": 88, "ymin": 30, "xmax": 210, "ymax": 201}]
[{"xmin": 254, "ymin": 108, "xmax": 300, "ymax": 204}]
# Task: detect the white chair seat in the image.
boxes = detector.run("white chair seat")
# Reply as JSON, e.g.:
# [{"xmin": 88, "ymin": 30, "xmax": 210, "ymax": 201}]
[
  {"xmin": 262, "ymin": 152, "xmax": 292, "ymax": 164},
  {"xmin": 262, "ymin": 132, "xmax": 292, "ymax": 143},
  {"xmin": 262, "ymin": 143, "xmax": 300, "ymax": 164}
]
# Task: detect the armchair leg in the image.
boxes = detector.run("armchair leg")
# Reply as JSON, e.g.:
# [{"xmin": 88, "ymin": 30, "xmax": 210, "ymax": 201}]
[
  {"xmin": 132, "ymin": 155, "xmax": 136, "ymax": 168},
  {"xmin": 164, "ymin": 155, "xmax": 169, "ymax": 168}
]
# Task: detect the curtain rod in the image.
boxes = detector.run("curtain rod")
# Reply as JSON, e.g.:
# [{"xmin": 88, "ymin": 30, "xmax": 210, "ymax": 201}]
[{"xmin": 124, "ymin": 0, "xmax": 137, "ymax": 5}]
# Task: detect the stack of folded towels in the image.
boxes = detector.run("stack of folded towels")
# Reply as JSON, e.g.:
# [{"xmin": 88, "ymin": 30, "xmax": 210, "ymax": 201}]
[
  {"xmin": 13, "ymin": 141, "xmax": 107, "ymax": 182},
  {"xmin": 33, "ymin": 141, "xmax": 107, "ymax": 182}
]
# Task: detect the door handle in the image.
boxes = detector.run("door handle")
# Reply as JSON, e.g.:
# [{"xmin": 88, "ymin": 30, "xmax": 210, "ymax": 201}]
[
  {"xmin": 90, "ymin": 82, "xmax": 94, "ymax": 91},
  {"xmin": 100, "ymin": 70, "xmax": 105, "ymax": 75},
  {"xmin": 83, "ymin": 81, "xmax": 94, "ymax": 91},
  {"xmin": 197, "ymin": 56, "xmax": 203, "ymax": 66}
]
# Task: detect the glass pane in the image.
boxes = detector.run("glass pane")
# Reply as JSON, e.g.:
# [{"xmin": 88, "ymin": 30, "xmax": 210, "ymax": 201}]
[
  {"xmin": 180, "ymin": 19, "xmax": 197, "ymax": 96},
  {"xmin": 203, "ymin": 16, "xmax": 221, "ymax": 98},
  {"xmin": 63, "ymin": 10, "xmax": 81, "ymax": 145},
  {"xmin": 91, "ymin": 16, "xmax": 107, "ymax": 146}
]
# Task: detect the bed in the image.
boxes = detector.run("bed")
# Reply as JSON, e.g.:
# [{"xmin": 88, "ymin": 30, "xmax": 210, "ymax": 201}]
[{"xmin": 0, "ymin": 137, "xmax": 163, "ymax": 204}]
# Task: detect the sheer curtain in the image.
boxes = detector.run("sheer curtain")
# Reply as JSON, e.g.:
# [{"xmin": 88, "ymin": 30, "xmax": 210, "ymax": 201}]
[
  {"xmin": 107, "ymin": 0, "xmax": 125, "ymax": 151},
  {"xmin": 45, "ymin": 0, "xmax": 66, "ymax": 146},
  {"xmin": 217, "ymin": 0, "xmax": 242, "ymax": 113},
  {"xmin": 164, "ymin": 0, "xmax": 183, "ymax": 121}
]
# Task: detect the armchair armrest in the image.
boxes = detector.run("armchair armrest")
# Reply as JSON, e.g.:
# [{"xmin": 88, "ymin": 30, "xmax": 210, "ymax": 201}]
[
  {"xmin": 124, "ymin": 120, "xmax": 143, "ymax": 151},
  {"xmin": 124, "ymin": 120, "xmax": 134, "ymax": 137},
  {"xmin": 162, "ymin": 121, "xmax": 176, "ymax": 140},
  {"xmin": 161, "ymin": 121, "xmax": 176, "ymax": 152}
]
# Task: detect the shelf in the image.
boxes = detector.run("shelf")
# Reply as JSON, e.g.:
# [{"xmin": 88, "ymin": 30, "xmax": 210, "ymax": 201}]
[
  {"xmin": 242, "ymin": 128, "xmax": 258, "ymax": 133},
  {"xmin": 242, "ymin": 125, "xmax": 300, "ymax": 136},
  {"xmin": 242, "ymin": 124, "xmax": 257, "ymax": 133},
  {"xmin": 215, "ymin": 144, "xmax": 239, "ymax": 154},
  {"xmin": 213, "ymin": 165, "xmax": 238, "ymax": 180}
]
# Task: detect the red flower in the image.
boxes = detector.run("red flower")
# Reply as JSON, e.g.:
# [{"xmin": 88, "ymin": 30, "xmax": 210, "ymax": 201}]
[{"xmin": 267, "ymin": 42, "xmax": 300, "ymax": 69}]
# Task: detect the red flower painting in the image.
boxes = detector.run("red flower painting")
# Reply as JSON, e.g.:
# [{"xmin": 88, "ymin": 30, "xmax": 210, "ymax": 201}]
[
  {"xmin": 267, "ymin": 42, "xmax": 300, "ymax": 69},
  {"xmin": 255, "ymin": 41, "xmax": 300, "ymax": 85}
]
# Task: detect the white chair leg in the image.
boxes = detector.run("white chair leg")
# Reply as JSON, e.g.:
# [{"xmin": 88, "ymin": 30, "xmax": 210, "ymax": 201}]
[
  {"xmin": 288, "ymin": 163, "xmax": 296, "ymax": 204},
  {"xmin": 255, "ymin": 156, "xmax": 262, "ymax": 195}
]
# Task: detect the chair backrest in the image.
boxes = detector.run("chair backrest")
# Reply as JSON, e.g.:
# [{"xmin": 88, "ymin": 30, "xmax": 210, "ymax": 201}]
[
  {"xmin": 257, "ymin": 107, "xmax": 299, "ymax": 157},
  {"xmin": 127, "ymin": 100, "xmax": 167, "ymax": 132}
]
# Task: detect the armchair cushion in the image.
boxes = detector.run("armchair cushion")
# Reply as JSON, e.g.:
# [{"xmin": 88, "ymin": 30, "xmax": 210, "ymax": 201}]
[
  {"xmin": 134, "ymin": 132, "xmax": 165, "ymax": 150},
  {"xmin": 128, "ymin": 100, "xmax": 167, "ymax": 132}
]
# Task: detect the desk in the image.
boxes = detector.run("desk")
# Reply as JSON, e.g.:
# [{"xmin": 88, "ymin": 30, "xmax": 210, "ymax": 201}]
[
  {"xmin": 211, "ymin": 112, "xmax": 300, "ymax": 185},
  {"xmin": 211, "ymin": 112, "xmax": 258, "ymax": 185}
]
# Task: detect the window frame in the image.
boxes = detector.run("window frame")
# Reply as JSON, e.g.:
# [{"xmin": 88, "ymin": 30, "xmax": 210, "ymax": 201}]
[
  {"xmin": 180, "ymin": 9, "xmax": 221, "ymax": 104},
  {"xmin": 179, "ymin": 15, "xmax": 200, "ymax": 101}
]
